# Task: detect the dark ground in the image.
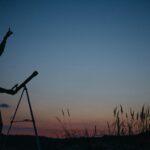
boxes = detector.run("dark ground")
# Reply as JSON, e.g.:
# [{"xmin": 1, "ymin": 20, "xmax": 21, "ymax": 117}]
[{"xmin": 0, "ymin": 134, "xmax": 150, "ymax": 150}]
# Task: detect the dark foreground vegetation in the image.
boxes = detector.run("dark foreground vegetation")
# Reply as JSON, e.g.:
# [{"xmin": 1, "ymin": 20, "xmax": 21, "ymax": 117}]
[
  {"xmin": 0, "ymin": 133, "xmax": 150, "ymax": 150},
  {"xmin": 1, "ymin": 105, "xmax": 150, "ymax": 150}
]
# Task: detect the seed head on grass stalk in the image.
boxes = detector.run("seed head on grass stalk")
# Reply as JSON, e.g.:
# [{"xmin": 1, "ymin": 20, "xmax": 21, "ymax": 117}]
[
  {"xmin": 62, "ymin": 109, "xmax": 65, "ymax": 117},
  {"xmin": 120, "ymin": 105, "xmax": 123, "ymax": 115},
  {"xmin": 130, "ymin": 108, "xmax": 134, "ymax": 120},
  {"xmin": 140, "ymin": 105, "xmax": 145, "ymax": 122},
  {"xmin": 140, "ymin": 105, "xmax": 146, "ymax": 133},
  {"xmin": 56, "ymin": 117, "xmax": 62, "ymax": 124},
  {"xmin": 67, "ymin": 108, "xmax": 70, "ymax": 117},
  {"xmin": 113, "ymin": 106, "xmax": 117, "ymax": 117}
]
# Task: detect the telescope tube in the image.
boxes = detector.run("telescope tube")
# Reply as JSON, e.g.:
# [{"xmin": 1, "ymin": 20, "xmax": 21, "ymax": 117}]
[{"xmin": 14, "ymin": 71, "xmax": 38, "ymax": 94}]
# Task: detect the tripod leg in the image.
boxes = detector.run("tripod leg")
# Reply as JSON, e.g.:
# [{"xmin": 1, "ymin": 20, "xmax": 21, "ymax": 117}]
[
  {"xmin": 25, "ymin": 86, "xmax": 41, "ymax": 150},
  {"xmin": 2, "ymin": 88, "xmax": 25, "ymax": 150}
]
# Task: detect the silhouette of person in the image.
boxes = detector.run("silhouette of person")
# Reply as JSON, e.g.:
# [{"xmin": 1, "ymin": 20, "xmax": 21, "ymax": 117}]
[{"xmin": 0, "ymin": 28, "xmax": 15, "ymax": 95}]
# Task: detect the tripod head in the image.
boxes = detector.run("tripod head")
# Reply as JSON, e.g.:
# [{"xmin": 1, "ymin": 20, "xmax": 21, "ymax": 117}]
[{"xmin": 12, "ymin": 71, "xmax": 38, "ymax": 94}]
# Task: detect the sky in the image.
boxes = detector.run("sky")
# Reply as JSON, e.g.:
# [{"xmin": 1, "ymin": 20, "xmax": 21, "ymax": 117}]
[{"xmin": 0, "ymin": 0, "xmax": 150, "ymax": 137}]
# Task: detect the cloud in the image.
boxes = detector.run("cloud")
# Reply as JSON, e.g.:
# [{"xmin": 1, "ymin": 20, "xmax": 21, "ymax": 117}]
[{"xmin": 0, "ymin": 103, "xmax": 10, "ymax": 108}]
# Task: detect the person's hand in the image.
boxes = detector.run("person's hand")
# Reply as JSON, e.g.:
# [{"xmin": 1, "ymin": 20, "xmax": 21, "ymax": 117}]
[
  {"xmin": 6, "ymin": 89, "xmax": 15, "ymax": 95},
  {"xmin": 6, "ymin": 27, "xmax": 13, "ymax": 37}
]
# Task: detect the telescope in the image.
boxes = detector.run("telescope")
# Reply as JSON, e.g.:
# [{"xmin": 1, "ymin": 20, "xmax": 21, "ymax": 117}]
[
  {"xmin": 4, "ymin": 70, "xmax": 41, "ymax": 150},
  {"xmin": 12, "ymin": 71, "xmax": 38, "ymax": 94}
]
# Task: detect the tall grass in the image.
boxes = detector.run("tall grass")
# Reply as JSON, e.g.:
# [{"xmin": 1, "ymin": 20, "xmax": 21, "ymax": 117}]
[
  {"xmin": 107, "ymin": 105, "xmax": 150, "ymax": 136},
  {"xmin": 56, "ymin": 108, "xmax": 74, "ymax": 138},
  {"xmin": 56, "ymin": 108, "xmax": 99, "ymax": 138},
  {"xmin": 56, "ymin": 105, "xmax": 150, "ymax": 138}
]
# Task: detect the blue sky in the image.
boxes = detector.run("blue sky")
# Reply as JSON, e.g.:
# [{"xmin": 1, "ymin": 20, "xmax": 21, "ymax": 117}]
[{"xmin": 0, "ymin": 0, "xmax": 150, "ymax": 136}]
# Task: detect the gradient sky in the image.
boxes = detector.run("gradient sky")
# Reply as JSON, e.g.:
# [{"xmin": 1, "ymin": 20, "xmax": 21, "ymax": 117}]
[{"xmin": 0, "ymin": 0, "xmax": 150, "ymax": 137}]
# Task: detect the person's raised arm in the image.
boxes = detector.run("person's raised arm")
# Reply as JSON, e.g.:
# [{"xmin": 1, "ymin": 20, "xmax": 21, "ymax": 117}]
[{"xmin": 0, "ymin": 28, "xmax": 13, "ymax": 56}]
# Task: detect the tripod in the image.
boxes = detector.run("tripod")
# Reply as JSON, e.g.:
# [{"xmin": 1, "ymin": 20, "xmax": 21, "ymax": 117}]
[{"xmin": 2, "ymin": 86, "xmax": 41, "ymax": 150}]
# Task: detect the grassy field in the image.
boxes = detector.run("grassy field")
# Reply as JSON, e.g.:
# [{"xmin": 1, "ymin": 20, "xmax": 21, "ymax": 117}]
[{"xmin": 1, "ymin": 105, "xmax": 150, "ymax": 150}]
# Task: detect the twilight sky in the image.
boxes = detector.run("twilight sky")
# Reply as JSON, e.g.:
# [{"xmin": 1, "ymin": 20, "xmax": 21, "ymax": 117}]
[{"xmin": 0, "ymin": 0, "xmax": 150, "ymax": 137}]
